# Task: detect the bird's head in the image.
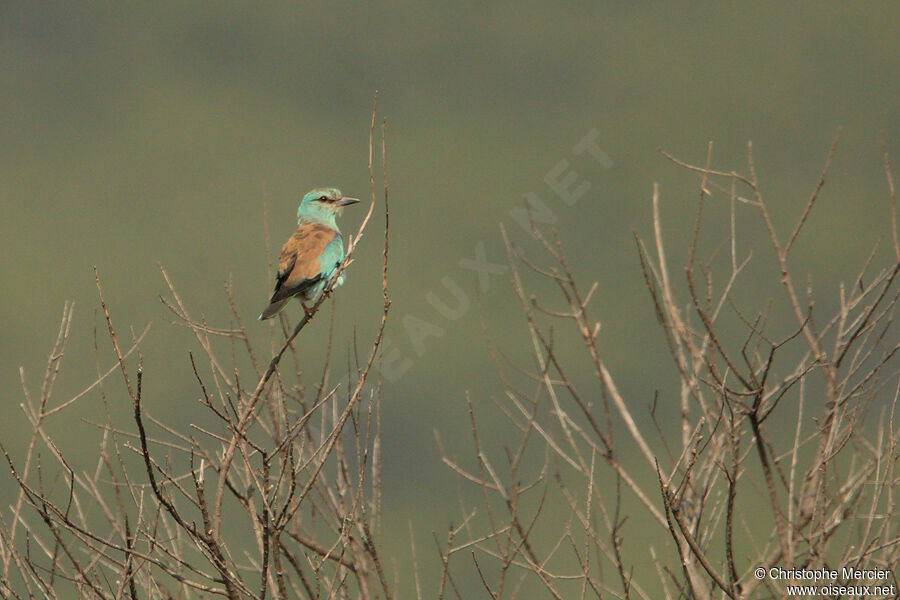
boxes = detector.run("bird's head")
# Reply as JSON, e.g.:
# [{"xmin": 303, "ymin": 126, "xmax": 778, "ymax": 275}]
[{"xmin": 297, "ymin": 187, "xmax": 360, "ymax": 226}]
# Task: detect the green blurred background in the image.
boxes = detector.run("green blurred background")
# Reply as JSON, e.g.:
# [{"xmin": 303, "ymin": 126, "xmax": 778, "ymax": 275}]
[{"xmin": 1, "ymin": 1, "xmax": 898, "ymax": 595}]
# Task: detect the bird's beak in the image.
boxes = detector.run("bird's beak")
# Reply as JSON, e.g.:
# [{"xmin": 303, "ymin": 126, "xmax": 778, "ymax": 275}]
[{"xmin": 338, "ymin": 196, "xmax": 360, "ymax": 207}]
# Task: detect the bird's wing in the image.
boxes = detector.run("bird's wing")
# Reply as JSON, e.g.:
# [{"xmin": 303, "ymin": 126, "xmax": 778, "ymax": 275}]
[{"xmin": 269, "ymin": 223, "xmax": 343, "ymax": 303}]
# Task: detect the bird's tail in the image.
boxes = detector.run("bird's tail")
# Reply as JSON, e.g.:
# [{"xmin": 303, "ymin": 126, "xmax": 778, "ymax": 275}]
[{"xmin": 258, "ymin": 298, "xmax": 289, "ymax": 320}]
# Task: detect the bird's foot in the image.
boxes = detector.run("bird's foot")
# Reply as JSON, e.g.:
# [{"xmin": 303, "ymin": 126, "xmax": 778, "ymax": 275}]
[{"xmin": 302, "ymin": 304, "xmax": 315, "ymax": 318}]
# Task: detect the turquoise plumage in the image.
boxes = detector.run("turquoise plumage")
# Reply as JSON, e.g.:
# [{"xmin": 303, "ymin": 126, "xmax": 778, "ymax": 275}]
[{"xmin": 259, "ymin": 187, "xmax": 359, "ymax": 320}]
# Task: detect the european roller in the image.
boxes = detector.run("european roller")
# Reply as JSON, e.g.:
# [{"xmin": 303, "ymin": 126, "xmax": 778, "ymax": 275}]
[{"xmin": 259, "ymin": 187, "xmax": 359, "ymax": 320}]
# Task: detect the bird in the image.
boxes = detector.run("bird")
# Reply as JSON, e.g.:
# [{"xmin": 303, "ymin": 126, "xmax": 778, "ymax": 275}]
[{"xmin": 259, "ymin": 187, "xmax": 360, "ymax": 320}]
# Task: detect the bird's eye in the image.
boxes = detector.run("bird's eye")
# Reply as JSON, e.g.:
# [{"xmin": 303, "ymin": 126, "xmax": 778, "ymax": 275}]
[{"xmin": 319, "ymin": 195, "xmax": 328, "ymax": 202}]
